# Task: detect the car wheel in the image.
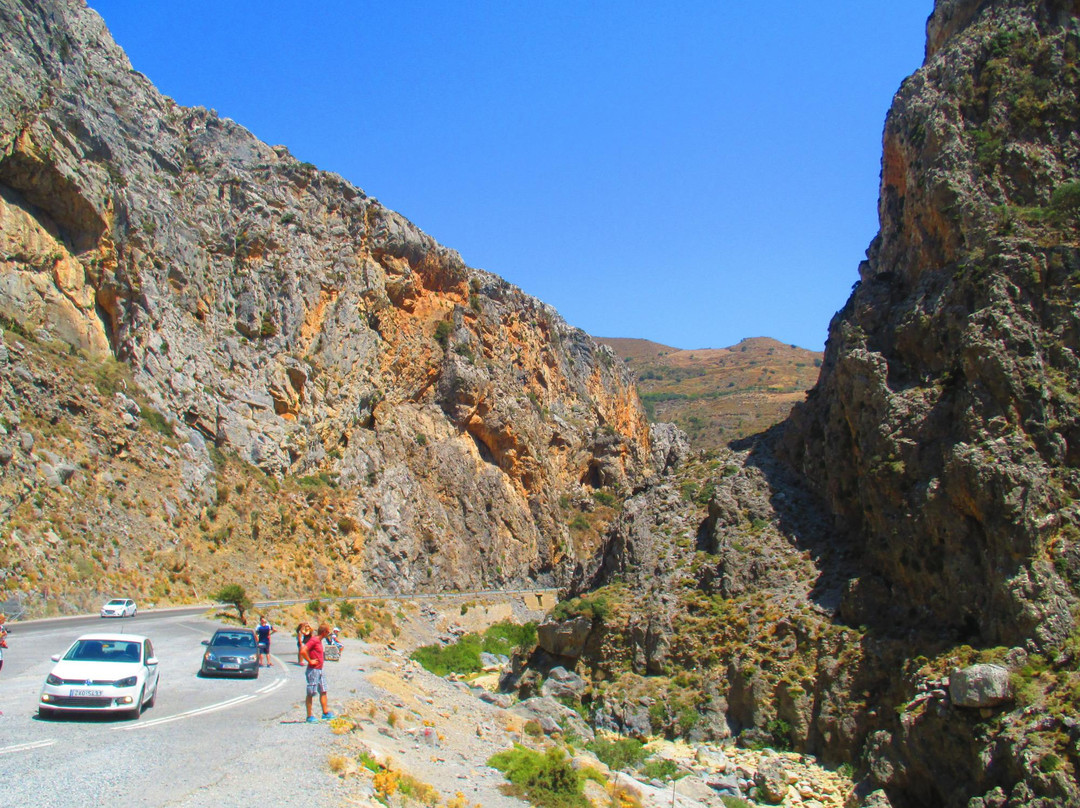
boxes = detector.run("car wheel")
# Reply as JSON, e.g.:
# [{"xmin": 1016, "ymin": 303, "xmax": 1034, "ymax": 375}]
[
  {"xmin": 38, "ymin": 706, "xmax": 55, "ymax": 720},
  {"xmin": 129, "ymin": 686, "xmax": 144, "ymax": 720},
  {"xmin": 146, "ymin": 681, "xmax": 157, "ymax": 708}
]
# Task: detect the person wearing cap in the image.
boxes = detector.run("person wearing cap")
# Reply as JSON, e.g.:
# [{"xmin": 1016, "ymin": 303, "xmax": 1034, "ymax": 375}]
[{"xmin": 327, "ymin": 627, "xmax": 343, "ymax": 648}]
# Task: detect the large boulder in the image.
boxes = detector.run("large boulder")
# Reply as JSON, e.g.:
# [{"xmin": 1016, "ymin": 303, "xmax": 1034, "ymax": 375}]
[
  {"xmin": 753, "ymin": 753, "xmax": 790, "ymax": 804},
  {"xmin": 540, "ymin": 666, "xmax": 587, "ymax": 700},
  {"xmin": 948, "ymin": 664, "xmax": 1013, "ymax": 708},
  {"xmin": 537, "ymin": 616, "xmax": 593, "ymax": 658},
  {"xmin": 511, "ymin": 696, "xmax": 594, "ymax": 743}
]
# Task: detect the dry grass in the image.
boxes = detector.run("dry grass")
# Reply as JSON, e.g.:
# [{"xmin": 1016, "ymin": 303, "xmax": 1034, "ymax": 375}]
[{"xmin": 598, "ymin": 336, "xmax": 822, "ymax": 448}]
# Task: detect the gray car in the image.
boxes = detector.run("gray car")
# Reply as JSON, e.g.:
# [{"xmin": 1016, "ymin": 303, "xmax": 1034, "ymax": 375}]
[{"xmin": 199, "ymin": 629, "xmax": 259, "ymax": 678}]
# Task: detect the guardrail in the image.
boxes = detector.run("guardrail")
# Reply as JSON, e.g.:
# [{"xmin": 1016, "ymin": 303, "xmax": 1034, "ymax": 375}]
[{"xmin": 247, "ymin": 588, "xmax": 561, "ymax": 609}]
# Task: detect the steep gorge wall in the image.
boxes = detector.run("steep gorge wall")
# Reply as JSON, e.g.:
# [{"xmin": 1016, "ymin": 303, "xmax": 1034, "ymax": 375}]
[
  {"xmin": 0, "ymin": 0, "xmax": 652, "ymax": 596},
  {"xmin": 784, "ymin": 0, "xmax": 1080, "ymax": 651}
]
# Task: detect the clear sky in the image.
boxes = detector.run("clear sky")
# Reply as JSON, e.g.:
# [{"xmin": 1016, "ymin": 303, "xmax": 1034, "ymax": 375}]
[{"xmin": 86, "ymin": 1, "xmax": 931, "ymax": 351}]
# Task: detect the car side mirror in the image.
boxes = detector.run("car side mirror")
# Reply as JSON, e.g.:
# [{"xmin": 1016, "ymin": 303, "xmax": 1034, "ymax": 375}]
[
  {"xmin": 201, "ymin": 640, "xmax": 209, "ymax": 646},
  {"xmin": 146, "ymin": 657, "xmax": 158, "ymax": 666},
  {"xmin": 50, "ymin": 654, "xmax": 60, "ymax": 662}
]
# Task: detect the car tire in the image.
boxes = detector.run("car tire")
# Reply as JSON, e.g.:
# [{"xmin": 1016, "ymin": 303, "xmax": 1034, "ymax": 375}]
[
  {"xmin": 130, "ymin": 686, "xmax": 144, "ymax": 720},
  {"xmin": 146, "ymin": 682, "xmax": 157, "ymax": 708},
  {"xmin": 38, "ymin": 706, "xmax": 55, "ymax": 720}
]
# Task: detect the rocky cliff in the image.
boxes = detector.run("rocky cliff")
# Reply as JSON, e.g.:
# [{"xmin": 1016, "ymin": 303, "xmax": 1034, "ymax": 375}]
[
  {"xmin": 0, "ymin": 0, "xmax": 654, "ymax": 606},
  {"xmin": 785, "ymin": 0, "xmax": 1080, "ymax": 652}
]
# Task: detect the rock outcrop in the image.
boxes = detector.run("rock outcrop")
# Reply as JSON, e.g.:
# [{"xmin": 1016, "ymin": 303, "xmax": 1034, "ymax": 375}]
[
  {"xmin": 783, "ymin": 0, "xmax": 1080, "ymax": 652},
  {"xmin": 0, "ymin": 0, "xmax": 652, "ymax": 599}
]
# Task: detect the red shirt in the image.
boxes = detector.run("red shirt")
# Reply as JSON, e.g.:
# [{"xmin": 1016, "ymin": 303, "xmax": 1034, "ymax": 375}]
[{"xmin": 303, "ymin": 635, "xmax": 325, "ymax": 669}]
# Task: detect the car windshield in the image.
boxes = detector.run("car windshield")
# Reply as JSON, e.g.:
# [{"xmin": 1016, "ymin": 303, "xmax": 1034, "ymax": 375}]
[
  {"xmin": 65, "ymin": 639, "xmax": 142, "ymax": 663},
  {"xmin": 106, "ymin": 600, "xmax": 126, "ymax": 606},
  {"xmin": 212, "ymin": 633, "xmax": 255, "ymax": 648}
]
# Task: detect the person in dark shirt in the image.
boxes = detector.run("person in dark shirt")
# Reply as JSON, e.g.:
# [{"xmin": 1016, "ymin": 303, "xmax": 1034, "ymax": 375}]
[{"xmin": 255, "ymin": 615, "xmax": 275, "ymax": 667}]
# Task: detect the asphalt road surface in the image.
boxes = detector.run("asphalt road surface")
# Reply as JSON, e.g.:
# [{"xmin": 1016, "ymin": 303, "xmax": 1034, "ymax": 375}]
[{"xmin": 0, "ymin": 609, "xmax": 342, "ymax": 807}]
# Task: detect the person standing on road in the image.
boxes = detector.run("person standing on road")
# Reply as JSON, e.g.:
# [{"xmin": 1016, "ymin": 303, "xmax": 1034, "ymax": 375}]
[
  {"xmin": 296, "ymin": 622, "xmax": 312, "ymax": 665},
  {"xmin": 0, "ymin": 613, "xmax": 7, "ymax": 675},
  {"xmin": 256, "ymin": 615, "xmax": 275, "ymax": 667},
  {"xmin": 300, "ymin": 623, "xmax": 334, "ymax": 723}
]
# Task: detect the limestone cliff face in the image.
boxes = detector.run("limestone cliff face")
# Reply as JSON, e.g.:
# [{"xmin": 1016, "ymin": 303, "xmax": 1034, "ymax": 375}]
[
  {"xmin": 784, "ymin": 0, "xmax": 1080, "ymax": 651},
  {"xmin": 0, "ymin": 0, "xmax": 651, "ymax": 593}
]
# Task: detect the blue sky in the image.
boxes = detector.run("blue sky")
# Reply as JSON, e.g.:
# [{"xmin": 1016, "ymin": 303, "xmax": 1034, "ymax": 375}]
[{"xmin": 87, "ymin": 2, "xmax": 930, "ymax": 351}]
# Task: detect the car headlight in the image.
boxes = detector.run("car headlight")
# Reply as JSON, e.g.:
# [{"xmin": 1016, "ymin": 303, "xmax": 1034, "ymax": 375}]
[
  {"xmin": 114, "ymin": 676, "xmax": 138, "ymax": 688},
  {"xmin": 204, "ymin": 652, "xmax": 215, "ymax": 662},
  {"xmin": 46, "ymin": 673, "xmax": 63, "ymax": 686},
  {"xmin": 244, "ymin": 654, "xmax": 257, "ymax": 662}
]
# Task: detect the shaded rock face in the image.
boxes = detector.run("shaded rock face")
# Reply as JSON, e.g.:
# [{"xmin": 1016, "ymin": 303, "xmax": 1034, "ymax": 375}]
[
  {"xmin": 0, "ymin": 0, "xmax": 651, "ymax": 593},
  {"xmin": 784, "ymin": 0, "xmax": 1080, "ymax": 651}
]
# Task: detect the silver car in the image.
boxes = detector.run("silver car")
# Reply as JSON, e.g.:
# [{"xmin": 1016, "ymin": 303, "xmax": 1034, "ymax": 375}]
[{"xmin": 199, "ymin": 629, "xmax": 259, "ymax": 678}]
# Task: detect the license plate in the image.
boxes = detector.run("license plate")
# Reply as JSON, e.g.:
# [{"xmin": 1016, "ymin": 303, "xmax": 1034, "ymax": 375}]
[
  {"xmin": 70, "ymin": 688, "xmax": 104, "ymax": 697},
  {"xmin": 223, "ymin": 663, "xmax": 239, "ymax": 670}
]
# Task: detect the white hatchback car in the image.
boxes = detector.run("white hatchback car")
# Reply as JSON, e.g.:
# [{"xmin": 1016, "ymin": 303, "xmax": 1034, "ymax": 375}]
[
  {"xmin": 100, "ymin": 598, "xmax": 137, "ymax": 618},
  {"xmin": 38, "ymin": 633, "xmax": 160, "ymax": 719}
]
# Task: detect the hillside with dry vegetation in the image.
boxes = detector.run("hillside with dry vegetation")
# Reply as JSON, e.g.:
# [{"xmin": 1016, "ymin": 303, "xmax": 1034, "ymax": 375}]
[{"xmin": 596, "ymin": 337, "xmax": 822, "ymax": 447}]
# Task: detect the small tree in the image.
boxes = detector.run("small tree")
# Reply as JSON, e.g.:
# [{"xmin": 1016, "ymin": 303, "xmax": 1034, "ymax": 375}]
[{"xmin": 212, "ymin": 583, "xmax": 252, "ymax": 624}]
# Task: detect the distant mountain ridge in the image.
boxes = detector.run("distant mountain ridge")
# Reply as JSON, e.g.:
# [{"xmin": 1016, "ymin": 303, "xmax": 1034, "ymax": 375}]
[{"xmin": 596, "ymin": 336, "xmax": 823, "ymax": 447}]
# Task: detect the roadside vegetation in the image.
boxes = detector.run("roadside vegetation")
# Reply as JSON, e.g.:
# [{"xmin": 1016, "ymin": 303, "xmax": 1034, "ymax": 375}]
[{"xmin": 411, "ymin": 621, "xmax": 537, "ymax": 676}]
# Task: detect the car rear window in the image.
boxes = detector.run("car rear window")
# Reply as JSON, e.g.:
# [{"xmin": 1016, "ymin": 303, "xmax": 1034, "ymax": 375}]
[
  {"xmin": 213, "ymin": 633, "xmax": 256, "ymax": 648},
  {"xmin": 65, "ymin": 639, "xmax": 142, "ymax": 662}
]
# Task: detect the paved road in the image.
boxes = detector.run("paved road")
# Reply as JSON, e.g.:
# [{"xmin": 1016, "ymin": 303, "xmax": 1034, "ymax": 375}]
[{"xmin": 0, "ymin": 610, "xmax": 341, "ymax": 807}]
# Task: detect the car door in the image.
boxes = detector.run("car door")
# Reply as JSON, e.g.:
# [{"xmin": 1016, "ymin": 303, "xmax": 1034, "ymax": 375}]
[{"xmin": 143, "ymin": 639, "xmax": 159, "ymax": 695}]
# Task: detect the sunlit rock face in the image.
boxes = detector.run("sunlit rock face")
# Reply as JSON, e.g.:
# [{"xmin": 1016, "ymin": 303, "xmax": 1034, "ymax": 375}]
[{"xmin": 0, "ymin": 0, "xmax": 652, "ymax": 594}]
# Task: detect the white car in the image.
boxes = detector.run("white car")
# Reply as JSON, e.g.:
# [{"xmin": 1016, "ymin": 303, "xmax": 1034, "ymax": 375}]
[
  {"xmin": 100, "ymin": 598, "xmax": 137, "ymax": 618},
  {"xmin": 38, "ymin": 633, "xmax": 160, "ymax": 719}
]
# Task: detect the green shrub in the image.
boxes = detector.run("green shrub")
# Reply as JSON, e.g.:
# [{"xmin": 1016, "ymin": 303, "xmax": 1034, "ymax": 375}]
[
  {"xmin": 721, "ymin": 798, "xmax": 754, "ymax": 808},
  {"xmin": 551, "ymin": 591, "xmax": 612, "ymax": 622},
  {"xmin": 487, "ymin": 745, "xmax": 586, "ymax": 808},
  {"xmin": 211, "ymin": 583, "xmax": 252, "ymax": 623},
  {"xmin": 306, "ymin": 598, "xmax": 322, "ymax": 614},
  {"xmin": 641, "ymin": 759, "xmax": 685, "ymax": 781},
  {"xmin": 434, "ymin": 320, "xmax": 453, "ymax": 347},
  {"xmin": 411, "ymin": 621, "xmax": 536, "ymax": 676},
  {"xmin": 140, "ymin": 406, "xmax": 173, "ymax": 437},
  {"xmin": 482, "ymin": 621, "xmax": 538, "ymax": 654},
  {"xmin": 1051, "ymin": 181, "xmax": 1080, "ymax": 218},
  {"xmin": 591, "ymin": 490, "xmax": 617, "ymax": 508},
  {"xmin": 338, "ymin": 601, "xmax": 356, "ymax": 620},
  {"xmin": 586, "ymin": 737, "xmax": 645, "ymax": 771}
]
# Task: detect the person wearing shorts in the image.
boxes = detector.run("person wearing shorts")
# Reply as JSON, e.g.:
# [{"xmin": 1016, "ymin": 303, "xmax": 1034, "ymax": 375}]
[
  {"xmin": 255, "ymin": 615, "xmax": 275, "ymax": 667},
  {"xmin": 300, "ymin": 624, "xmax": 334, "ymax": 723}
]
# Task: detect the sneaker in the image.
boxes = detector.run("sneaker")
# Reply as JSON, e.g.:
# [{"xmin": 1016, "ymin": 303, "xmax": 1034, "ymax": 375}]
[
  {"xmin": 306, "ymin": 716, "xmax": 319, "ymax": 724},
  {"xmin": 322, "ymin": 712, "xmax": 336, "ymax": 721}
]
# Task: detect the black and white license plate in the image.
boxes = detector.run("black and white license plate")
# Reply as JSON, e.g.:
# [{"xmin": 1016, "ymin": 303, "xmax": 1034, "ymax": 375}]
[
  {"xmin": 70, "ymin": 688, "xmax": 104, "ymax": 697},
  {"xmin": 223, "ymin": 663, "xmax": 239, "ymax": 670}
]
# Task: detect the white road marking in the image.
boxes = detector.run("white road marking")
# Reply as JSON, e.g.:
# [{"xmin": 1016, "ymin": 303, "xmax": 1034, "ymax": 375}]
[
  {"xmin": 0, "ymin": 739, "xmax": 56, "ymax": 755},
  {"xmin": 114, "ymin": 673, "xmax": 289, "ymax": 732}
]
